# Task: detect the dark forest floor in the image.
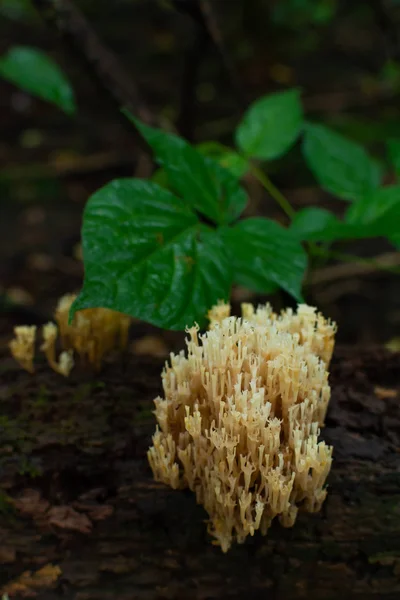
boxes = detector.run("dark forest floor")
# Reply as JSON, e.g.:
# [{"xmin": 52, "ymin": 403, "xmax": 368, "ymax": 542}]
[{"xmin": 0, "ymin": 346, "xmax": 400, "ymax": 599}]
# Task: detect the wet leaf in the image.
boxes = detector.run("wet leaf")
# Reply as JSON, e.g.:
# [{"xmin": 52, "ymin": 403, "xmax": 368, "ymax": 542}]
[
  {"xmin": 303, "ymin": 123, "xmax": 382, "ymax": 201},
  {"xmin": 290, "ymin": 207, "xmax": 344, "ymax": 240},
  {"xmin": 0, "ymin": 46, "xmax": 75, "ymax": 114},
  {"xmin": 235, "ymin": 89, "xmax": 303, "ymax": 160},
  {"xmin": 125, "ymin": 112, "xmax": 248, "ymax": 224},
  {"xmin": 196, "ymin": 141, "xmax": 249, "ymax": 178},
  {"xmin": 72, "ymin": 501, "xmax": 114, "ymax": 521},
  {"xmin": 48, "ymin": 506, "xmax": 92, "ymax": 533},
  {"xmin": 71, "ymin": 179, "xmax": 232, "ymax": 330},
  {"xmin": 88, "ymin": 505, "xmax": 114, "ymax": 521},
  {"xmin": 13, "ymin": 489, "xmax": 49, "ymax": 517},
  {"xmin": 345, "ymin": 185, "xmax": 400, "ymax": 239},
  {"xmin": 221, "ymin": 217, "xmax": 307, "ymax": 300}
]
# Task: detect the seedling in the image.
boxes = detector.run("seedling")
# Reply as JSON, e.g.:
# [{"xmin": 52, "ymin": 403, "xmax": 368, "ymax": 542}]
[{"xmin": 0, "ymin": 45, "xmax": 399, "ymax": 331}]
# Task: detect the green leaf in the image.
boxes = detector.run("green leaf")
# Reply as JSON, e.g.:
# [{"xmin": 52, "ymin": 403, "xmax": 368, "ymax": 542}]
[
  {"xmin": 390, "ymin": 233, "xmax": 400, "ymax": 248},
  {"xmin": 344, "ymin": 185, "xmax": 400, "ymax": 241},
  {"xmin": 196, "ymin": 142, "xmax": 249, "ymax": 178},
  {"xmin": 290, "ymin": 207, "xmax": 345, "ymax": 241},
  {"xmin": 235, "ymin": 89, "xmax": 303, "ymax": 161},
  {"xmin": 346, "ymin": 185, "xmax": 400, "ymax": 226},
  {"xmin": 302, "ymin": 123, "xmax": 382, "ymax": 201},
  {"xmin": 291, "ymin": 198, "xmax": 400, "ymax": 243},
  {"xmin": 123, "ymin": 111, "xmax": 247, "ymax": 225},
  {"xmin": 71, "ymin": 179, "xmax": 232, "ymax": 330},
  {"xmin": 221, "ymin": 218, "xmax": 307, "ymax": 300},
  {"xmin": 388, "ymin": 139, "xmax": 400, "ymax": 175},
  {"xmin": 0, "ymin": 46, "xmax": 75, "ymax": 114}
]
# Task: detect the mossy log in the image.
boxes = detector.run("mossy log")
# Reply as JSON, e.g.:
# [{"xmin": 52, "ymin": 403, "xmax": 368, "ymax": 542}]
[{"xmin": 0, "ymin": 348, "xmax": 399, "ymax": 599}]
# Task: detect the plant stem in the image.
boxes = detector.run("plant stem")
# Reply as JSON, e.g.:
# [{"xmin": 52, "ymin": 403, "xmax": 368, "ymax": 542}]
[{"xmin": 251, "ymin": 165, "xmax": 296, "ymax": 220}]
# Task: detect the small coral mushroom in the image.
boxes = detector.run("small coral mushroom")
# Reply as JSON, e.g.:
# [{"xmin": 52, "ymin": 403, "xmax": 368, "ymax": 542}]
[
  {"xmin": 9, "ymin": 325, "xmax": 36, "ymax": 373},
  {"xmin": 41, "ymin": 322, "xmax": 74, "ymax": 377},
  {"xmin": 54, "ymin": 294, "xmax": 131, "ymax": 371},
  {"xmin": 148, "ymin": 303, "xmax": 336, "ymax": 552},
  {"xmin": 9, "ymin": 293, "xmax": 131, "ymax": 375}
]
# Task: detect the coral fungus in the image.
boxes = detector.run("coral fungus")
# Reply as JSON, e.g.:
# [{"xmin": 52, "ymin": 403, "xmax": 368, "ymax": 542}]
[
  {"xmin": 54, "ymin": 294, "xmax": 131, "ymax": 371},
  {"xmin": 148, "ymin": 303, "xmax": 336, "ymax": 552},
  {"xmin": 9, "ymin": 325, "xmax": 37, "ymax": 374},
  {"xmin": 41, "ymin": 322, "xmax": 74, "ymax": 377},
  {"xmin": 9, "ymin": 293, "xmax": 131, "ymax": 375}
]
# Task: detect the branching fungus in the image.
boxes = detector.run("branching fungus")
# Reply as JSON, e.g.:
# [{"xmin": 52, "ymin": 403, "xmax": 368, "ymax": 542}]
[
  {"xmin": 9, "ymin": 293, "xmax": 131, "ymax": 375},
  {"xmin": 148, "ymin": 302, "xmax": 336, "ymax": 552},
  {"xmin": 54, "ymin": 294, "xmax": 131, "ymax": 371},
  {"xmin": 9, "ymin": 325, "xmax": 37, "ymax": 374}
]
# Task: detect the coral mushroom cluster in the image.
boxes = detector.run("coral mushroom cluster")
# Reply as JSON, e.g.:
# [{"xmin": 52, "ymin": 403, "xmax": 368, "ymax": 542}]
[
  {"xmin": 9, "ymin": 293, "xmax": 131, "ymax": 375},
  {"xmin": 54, "ymin": 294, "xmax": 131, "ymax": 371},
  {"xmin": 148, "ymin": 303, "xmax": 336, "ymax": 552}
]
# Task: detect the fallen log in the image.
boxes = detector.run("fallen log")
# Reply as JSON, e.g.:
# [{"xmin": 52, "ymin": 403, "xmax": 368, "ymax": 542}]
[{"xmin": 0, "ymin": 347, "xmax": 399, "ymax": 599}]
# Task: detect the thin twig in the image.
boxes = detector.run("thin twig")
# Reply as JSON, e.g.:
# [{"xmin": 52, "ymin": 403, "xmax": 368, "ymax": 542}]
[
  {"xmin": 310, "ymin": 251, "xmax": 400, "ymax": 285},
  {"xmin": 197, "ymin": 0, "xmax": 246, "ymax": 109},
  {"xmin": 31, "ymin": 0, "xmax": 155, "ymax": 125}
]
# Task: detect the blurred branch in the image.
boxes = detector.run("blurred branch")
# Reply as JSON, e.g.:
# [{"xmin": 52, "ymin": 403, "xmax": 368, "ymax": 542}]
[
  {"xmin": 250, "ymin": 164, "xmax": 295, "ymax": 220},
  {"xmin": 198, "ymin": 0, "xmax": 245, "ymax": 109},
  {"xmin": 173, "ymin": 0, "xmax": 245, "ymax": 117},
  {"xmin": 30, "ymin": 0, "xmax": 155, "ymax": 125},
  {"xmin": 310, "ymin": 251, "xmax": 400, "ymax": 286}
]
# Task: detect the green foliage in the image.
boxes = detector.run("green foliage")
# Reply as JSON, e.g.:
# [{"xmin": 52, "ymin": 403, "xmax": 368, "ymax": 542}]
[
  {"xmin": 390, "ymin": 234, "xmax": 400, "ymax": 248},
  {"xmin": 303, "ymin": 123, "xmax": 382, "ymax": 201},
  {"xmin": 17, "ymin": 79, "xmax": 391, "ymax": 330},
  {"xmin": 388, "ymin": 139, "xmax": 400, "ymax": 176},
  {"xmin": 0, "ymin": 12, "xmax": 398, "ymax": 335},
  {"xmin": 221, "ymin": 218, "xmax": 306, "ymax": 299},
  {"xmin": 0, "ymin": 46, "xmax": 75, "ymax": 114},
  {"xmin": 71, "ymin": 104, "xmax": 312, "ymax": 328},
  {"xmin": 127, "ymin": 112, "xmax": 247, "ymax": 224},
  {"xmin": 235, "ymin": 89, "xmax": 303, "ymax": 161},
  {"xmin": 345, "ymin": 186, "xmax": 400, "ymax": 240},
  {"xmin": 290, "ymin": 207, "xmax": 346, "ymax": 241},
  {"xmin": 346, "ymin": 185, "xmax": 400, "ymax": 228},
  {"xmin": 290, "ymin": 186, "xmax": 400, "ymax": 244},
  {"xmin": 196, "ymin": 142, "xmax": 249, "ymax": 178},
  {"xmin": 71, "ymin": 179, "xmax": 232, "ymax": 330}
]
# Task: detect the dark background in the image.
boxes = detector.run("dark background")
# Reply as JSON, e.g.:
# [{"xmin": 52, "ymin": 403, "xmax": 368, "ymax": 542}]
[{"xmin": 1, "ymin": 0, "xmax": 400, "ymax": 345}]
